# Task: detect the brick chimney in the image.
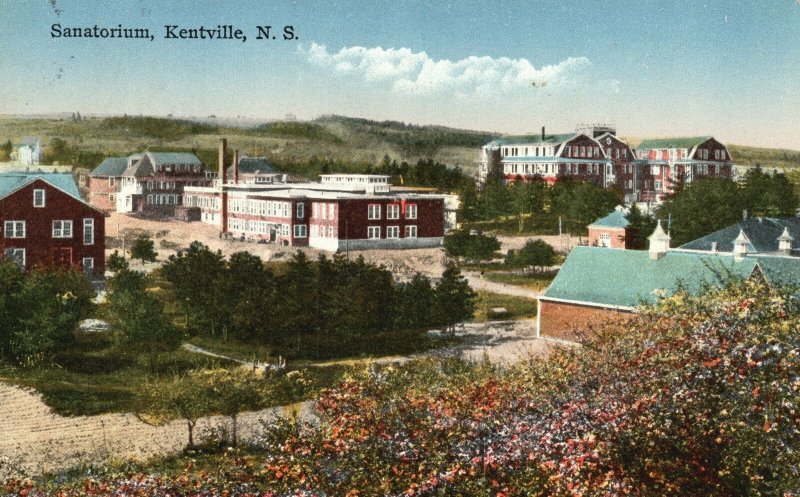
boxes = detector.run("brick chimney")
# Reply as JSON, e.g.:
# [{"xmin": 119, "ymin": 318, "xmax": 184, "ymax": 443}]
[
  {"xmin": 219, "ymin": 138, "xmax": 228, "ymax": 233},
  {"xmin": 233, "ymin": 149, "xmax": 240, "ymax": 185}
]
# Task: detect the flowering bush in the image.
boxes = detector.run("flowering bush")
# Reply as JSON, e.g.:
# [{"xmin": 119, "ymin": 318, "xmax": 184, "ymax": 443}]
[{"xmin": 5, "ymin": 281, "xmax": 800, "ymax": 496}]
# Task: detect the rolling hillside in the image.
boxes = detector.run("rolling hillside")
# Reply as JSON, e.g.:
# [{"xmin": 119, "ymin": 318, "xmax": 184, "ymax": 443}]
[{"xmin": 1, "ymin": 115, "xmax": 797, "ymax": 178}]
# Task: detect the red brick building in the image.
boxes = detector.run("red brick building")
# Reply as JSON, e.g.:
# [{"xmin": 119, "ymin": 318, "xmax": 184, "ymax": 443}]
[
  {"xmin": 587, "ymin": 208, "xmax": 630, "ymax": 249},
  {"xmin": 0, "ymin": 173, "xmax": 106, "ymax": 277},
  {"xmin": 537, "ymin": 224, "xmax": 800, "ymax": 341},
  {"xmin": 88, "ymin": 156, "xmax": 127, "ymax": 211}
]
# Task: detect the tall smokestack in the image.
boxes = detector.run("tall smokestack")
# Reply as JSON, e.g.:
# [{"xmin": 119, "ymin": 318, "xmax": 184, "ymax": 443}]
[
  {"xmin": 233, "ymin": 149, "xmax": 240, "ymax": 185},
  {"xmin": 541, "ymin": 126, "xmax": 545, "ymax": 140},
  {"xmin": 219, "ymin": 138, "xmax": 228, "ymax": 233}
]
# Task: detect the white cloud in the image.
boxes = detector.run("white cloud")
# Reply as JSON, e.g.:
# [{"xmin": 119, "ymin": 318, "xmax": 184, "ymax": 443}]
[{"xmin": 300, "ymin": 43, "xmax": 591, "ymax": 97}]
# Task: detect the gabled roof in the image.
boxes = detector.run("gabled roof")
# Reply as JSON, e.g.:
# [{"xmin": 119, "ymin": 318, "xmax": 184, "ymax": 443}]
[
  {"xmin": 679, "ymin": 218, "xmax": 800, "ymax": 254},
  {"xmin": 145, "ymin": 152, "xmax": 202, "ymax": 166},
  {"xmin": 488, "ymin": 133, "xmax": 576, "ymax": 146},
  {"xmin": 122, "ymin": 156, "xmax": 153, "ymax": 177},
  {"xmin": 589, "ymin": 209, "xmax": 629, "ymax": 229},
  {"xmin": 232, "ymin": 157, "xmax": 278, "ymax": 175},
  {"xmin": 636, "ymin": 136, "xmax": 712, "ymax": 150},
  {"xmin": 0, "ymin": 173, "xmax": 82, "ymax": 201},
  {"xmin": 18, "ymin": 136, "xmax": 40, "ymax": 147},
  {"xmin": 91, "ymin": 157, "xmax": 128, "ymax": 177},
  {"xmin": 541, "ymin": 246, "xmax": 786, "ymax": 309}
]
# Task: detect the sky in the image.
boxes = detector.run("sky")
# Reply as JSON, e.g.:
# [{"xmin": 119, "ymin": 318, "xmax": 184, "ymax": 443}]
[{"xmin": 1, "ymin": 0, "xmax": 799, "ymax": 149}]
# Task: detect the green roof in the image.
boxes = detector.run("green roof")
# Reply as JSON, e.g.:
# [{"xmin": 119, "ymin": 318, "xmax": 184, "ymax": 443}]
[
  {"xmin": 636, "ymin": 136, "xmax": 711, "ymax": 150},
  {"xmin": 542, "ymin": 246, "xmax": 782, "ymax": 309},
  {"xmin": 0, "ymin": 173, "xmax": 82, "ymax": 201},
  {"xmin": 235, "ymin": 157, "xmax": 278, "ymax": 175},
  {"xmin": 146, "ymin": 152, "xmax": 202, "ymax": 166},
  {"xmin": 91, "ymin": 157, "xmax": 128, "ymax": 177},
  {"xmin": 680, "ymin": 218, "xmax": 800, "ymax": 254},
  {"xmin": 589, "ymin": 209, "xmax": 629, "ymax": 229},
  {"xmin": 490, "ymin": 133, "xmax": 576, "ymax": 146}
]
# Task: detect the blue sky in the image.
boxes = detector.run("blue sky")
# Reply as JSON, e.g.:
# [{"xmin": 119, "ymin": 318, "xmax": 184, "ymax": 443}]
[{"xmin": 1, "ymin": 0, "xmax": 799, "ymax": 149}]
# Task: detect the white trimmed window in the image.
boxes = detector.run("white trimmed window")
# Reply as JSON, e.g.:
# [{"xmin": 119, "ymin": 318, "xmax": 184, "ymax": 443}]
[
  {"xmin": 108, "ymin": 177, "xmax": 115, "ymax": 187},
  {"xmin": 599, "ymin": 233, "xmax": 611, "ymax": 247},
  {"xmin": 296, "ymin": 202, "xmax": 305, "ymax": 218},
  {"xmin": 52, "ymin": 220, "xmax": 73, "ymax": 238},
  {"xmin": 33, "ymin": 189, "xmax": 45, "ymax": 207},
  {"xmin": 405, "ymin": 225, "xmax": 417, "ymax": 238},
  {"xmin": 4, "ymin": 221, "xmax": 25, "ymax": 238},
  {"xmin": 311, "ymin": 225, "xmax": 319, "ymax": 237},
  {"xmin": 387, "ymin": 226, "xmax": 399, "ymax": 238},
  {"xmin": 405, "ymin": 204, "xmax": 417, "ymax": 220},
  {"xmin": 368, "ymin": 204, "xmax": 381, "ymax": 220},
  {"xmin": 293, "ymin": 224, "xmax": 307, "ymax": 238},
  {"xmin": 83, "ymin": 218, "xmax": 94, "ymax": 245},
  {"xmin": 367, "ymin": 226, "xmax": 381, "ymax": 239},
  {"xmin": 387, "ymin": 204, "xmax": 400, "ymax": 220},
  {"xmin": 82, "ymin": 257, "xmax": 94, "ymax": 272},
  {"xmin": 328, "ymin": 226, "xmax": 334, "ymax": 238},
  {"xmin": 109, "ymin": 193, "xmax": 116, "ymax": 203},
  {"xmin": 4, "ymin": 248, "xmax": 25, "ymax": 268}
]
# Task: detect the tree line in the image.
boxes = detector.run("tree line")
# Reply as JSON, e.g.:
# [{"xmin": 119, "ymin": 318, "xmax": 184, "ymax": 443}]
[
  {"xmin": 655, "ymin": 167, "xmax": 798, "ymax": 246},
  {"xmin": 461, "ymin": 175, "xmax": 622, "ymax": 234},
  {"xmin": 155, "ymin": 243, "xmax": 475, "ymax": 359}
]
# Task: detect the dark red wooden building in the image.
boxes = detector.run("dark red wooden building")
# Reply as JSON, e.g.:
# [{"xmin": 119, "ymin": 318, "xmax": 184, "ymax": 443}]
[{"xmin": 0, "ymin": 173, "xmax": 106, "ymax": 277}]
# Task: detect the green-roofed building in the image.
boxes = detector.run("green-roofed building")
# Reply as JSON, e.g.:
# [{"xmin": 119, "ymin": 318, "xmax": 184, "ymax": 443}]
[
  {"xmin": 477, "ymin": 125, "xmax": 635, "ymax": 194},
  {"xmin": 634, "ymin": 136, "xmax": 733, "ymax": 201},
  {"xmin": 89, "ymin": 150, "xmax": 211, "ymax": 216},
  {"xmin": 588, "ymin": 207, "xmax": 631, "ymax": 249},
  {"xmin": 537, "ymin": 225, "xmax": 800, "ymax": 340},
  {"xmin": 88, "ymin": 156, "xmax": 129, "ymax": 211}
]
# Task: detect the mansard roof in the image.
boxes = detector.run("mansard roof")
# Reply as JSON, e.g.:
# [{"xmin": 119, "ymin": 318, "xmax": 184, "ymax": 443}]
[{"xmin": 636, "ymin": 136, "xmax": 713, "ymax": 150}]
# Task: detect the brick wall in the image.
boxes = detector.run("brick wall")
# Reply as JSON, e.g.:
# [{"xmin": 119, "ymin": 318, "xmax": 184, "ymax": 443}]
[
  {"xmin": 539, "ymin": 299, "xmax": 634, "ymax": 341},
  {"xmin": 587, "ymin": 227, "xmax": 627, "ymax": 248}
]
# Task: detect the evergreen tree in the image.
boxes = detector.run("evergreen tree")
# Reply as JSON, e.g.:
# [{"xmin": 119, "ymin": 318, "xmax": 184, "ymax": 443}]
[
  {"xmin": 624, "ymin": 205, "xmax": 657, "ymax": 250},
  {"xmin": 657, "ymin": 177, "xmax": 745, "ymax": 246},
  {"xmin": 107, "ymin": 269, "xmax": 180, "ymax": 372},
  {"xmin": 130, "ymin": 235, "xmax": 157, "ymax": 264},
  {"xmin": 434, "ymin": 263, "xmax": 476, "ymax": 332}
]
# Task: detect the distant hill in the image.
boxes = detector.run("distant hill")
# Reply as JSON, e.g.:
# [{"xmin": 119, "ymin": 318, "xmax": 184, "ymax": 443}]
[{"xmin": 1, "ymin": 114, "xmax": 797, "ymax": 174}]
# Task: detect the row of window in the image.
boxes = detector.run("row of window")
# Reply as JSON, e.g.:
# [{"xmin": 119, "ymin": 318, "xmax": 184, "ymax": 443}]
[
  {"xmin": 367, "ymin": 225, "xmax": 418, "ymax": 239},
  {"xmin": 501, "ymin": 146, "xmax": 555, "ymax": 157},
  {"xmin": 3, "ymin": 219, "xmax": 95, "ymax": 244},
  {"xmin": 312, "ymin": 202, "xmax": 337, "ymax": 220},
  {"xmin": 563, "ymin": 145, "xmax": 603, "ymax": 159},
  {"xmin": 147, "ymin": 194, "xmax": 181, "ymax": 205},
  {"xmin": 228, "ymin": 199, "xmax": 292, "ymax": 218},
  {"xmin": 2, "ymin": 248, "xmax": 95, "ymax": 270},
  {"xmin": 228, "ymin": 218, "xmax": 291, "ymax": 236},
  {"xmin": 184, "ymin": 195, "xmax": 221, "ymax": 210},
  {"xmin": 367, "ymin": 203, "xmax": 417, "ymax": 220},
  {"xmin": 310, "ymin": 225, "xmax": 336, "ymax": 238}
]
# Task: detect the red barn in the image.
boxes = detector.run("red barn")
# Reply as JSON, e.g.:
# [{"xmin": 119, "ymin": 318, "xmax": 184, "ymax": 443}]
[{"xmin": 0, "ymin": 173, "xmax": 106, "ymax": 277}]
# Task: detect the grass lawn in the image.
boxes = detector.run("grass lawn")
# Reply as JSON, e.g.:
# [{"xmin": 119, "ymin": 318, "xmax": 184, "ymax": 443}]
[
  {"xmin": 482, "ymin": 271, "xmax": 557, "ymax": 292},
  {"xmin": 471, "ymin": 291, "xmax": 537, "ymax": 322}
]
